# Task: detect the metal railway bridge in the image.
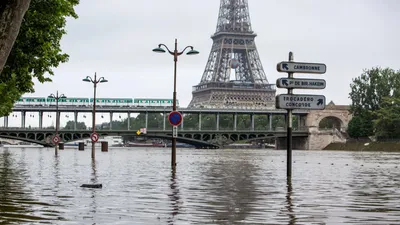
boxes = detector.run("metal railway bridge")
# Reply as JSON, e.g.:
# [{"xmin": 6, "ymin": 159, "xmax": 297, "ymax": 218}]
[{"xmin": 1, "ymin": 106, "xmax": 311, "ymax": 148}]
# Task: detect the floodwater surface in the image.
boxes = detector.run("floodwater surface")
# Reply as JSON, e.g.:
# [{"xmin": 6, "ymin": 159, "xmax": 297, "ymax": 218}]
[{"xmin": 0, "ymin": 147, "xmax": 399, "ymax": 224}]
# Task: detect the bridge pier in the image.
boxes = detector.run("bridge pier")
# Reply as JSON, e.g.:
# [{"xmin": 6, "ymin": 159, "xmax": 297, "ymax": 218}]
[
  {"xmin": 109, "ymin": 112, "xmax": 113, "ymax": 130},
  {"xmin": 128, "ymin": 112, "xmax": 131, "ymax": 130},
  {"xmin": 39, "ymin": 112, "xmax": 43, "ymax": 129},
  {"xmin": 145, "ymin": 112, "xmax": 148, "ymax": 129},
  {"xmin": 3, "ymin": 116, "xmax": 8, "ymax": 128},
  {"xmin": 275, "ymin": 137, "xmax": 308, "ymax": 150},
  {"xmin": 198, "ymin": 113, "xmax": 201, "ymax": 130},
  {"xmin": 216, "ymin": 113, "xmax": 219, "ymax": 131},
  {"xmin": 250, "ymin": 114, "xmax": 254, "ymax": 131},
  {"xmin": 233, "ymin": 113, "xmax": 237, "ymax": 131},
  {"xmin": 21, "ymin": 111, "xmax": 26, "ymax": 128},
  {"xmin": 163, "ymin": 112, "xmax": 166, "ymax": 130},
  {"xmin": 268, "ymin": 114, "xmax": 272, "ymax": 130},
  {"xmin": 74, "ymin": 112, "xmax": 78, "ymax": 130}
]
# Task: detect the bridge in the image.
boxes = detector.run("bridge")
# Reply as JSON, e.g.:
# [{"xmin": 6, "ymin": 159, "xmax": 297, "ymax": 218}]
[
  {"xmin": 1, "ymin": 101, "xmax": 352, "ymax": 149},
  {"xmin": 0, "ymin": 128, "xmax": 309, "ymax": 149}
]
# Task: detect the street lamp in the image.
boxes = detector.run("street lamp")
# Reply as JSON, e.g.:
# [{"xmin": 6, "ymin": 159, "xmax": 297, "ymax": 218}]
[
  {"xmin": 48, "ymin": 91, "xmax": 67, "ymax": 156},
  {"xmin": 82, "ymin": 72, "xmax": 108, "ymax": 159},
  {"xmin": 152, "ymin": 39, "xmax": 199, "ymax": 168}
]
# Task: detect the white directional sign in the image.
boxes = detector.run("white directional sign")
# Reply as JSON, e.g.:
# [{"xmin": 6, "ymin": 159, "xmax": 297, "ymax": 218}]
[
  {"xmin": 277, "ymin": 61, "xmax": 326, "ymax": 74},
  {"xmin": 276, "ymin": 94, "xmax": 326, "ymax": 110},
  {"xmin": 276, "ymin": 78, "xmax": 326, "ymax": 89}
]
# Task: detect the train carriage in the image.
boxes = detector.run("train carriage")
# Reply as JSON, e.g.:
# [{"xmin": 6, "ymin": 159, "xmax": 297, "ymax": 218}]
[
  {"xmin": 134, "ymin": 98, "xmax": 179, "ymax": 107},
  {"xmin": 46, "ymin": 97, "xmax": 90, "ymax": 107},
  {"xmin": 15, "ymin": 97, "xmax": 46, "ymax": 106},
  {"xmin": 90, "ymin": 98, "xmax": 133, "ymax": 107}
]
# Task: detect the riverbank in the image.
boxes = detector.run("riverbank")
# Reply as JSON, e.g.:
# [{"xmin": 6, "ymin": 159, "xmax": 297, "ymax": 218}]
[{"xmin": 324, "ymin": 142, "xmax": 400, "ymax": 151}]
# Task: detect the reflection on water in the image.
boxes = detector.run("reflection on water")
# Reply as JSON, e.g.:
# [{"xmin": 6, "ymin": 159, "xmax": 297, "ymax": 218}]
[
  {"xmin": 0, "ymin": 147, "xmax": 399, "ymax": 224},
  {"xmin": 286, "ymin": 178, "xmax": 296, "ymax": 225}
]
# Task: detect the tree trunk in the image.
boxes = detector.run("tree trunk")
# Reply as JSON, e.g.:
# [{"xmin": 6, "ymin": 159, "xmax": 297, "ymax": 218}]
[{"xmin": 0, "ymin": 0, "xmax": 31, "ymax": 75}]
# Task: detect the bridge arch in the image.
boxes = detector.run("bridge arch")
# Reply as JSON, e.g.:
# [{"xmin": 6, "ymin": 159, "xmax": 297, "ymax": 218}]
[{"xmin": 306, "ymin": 101, "xmax": 352, "ymax": 131}]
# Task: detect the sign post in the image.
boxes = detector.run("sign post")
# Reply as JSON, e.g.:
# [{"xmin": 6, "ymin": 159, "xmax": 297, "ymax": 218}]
[
  {"xmin": 276, "ymin": 52, "xmax": 327, "ymax": 179},
  {"xmin": 168, "ymin": 111, "xmax": 183, "ymax": 168}
]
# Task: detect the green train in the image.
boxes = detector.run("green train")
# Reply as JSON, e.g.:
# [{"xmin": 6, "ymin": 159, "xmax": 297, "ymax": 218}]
[{"xmin": 15, "ymin": 97, "xmax": 179, "ymax": 108}]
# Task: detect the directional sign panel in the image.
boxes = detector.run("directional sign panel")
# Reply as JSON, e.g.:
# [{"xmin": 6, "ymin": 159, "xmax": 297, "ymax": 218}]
[
  {"xmin": 276, "ymin": 78, "xmax": 326, "ymax": 89},
  {"xmin": 276, "ymin": 94, "xmax": 326, "ymax": 110},
  {"xmin": 277, "ymin": 61, "xmax": 326, "ymax": 74}
]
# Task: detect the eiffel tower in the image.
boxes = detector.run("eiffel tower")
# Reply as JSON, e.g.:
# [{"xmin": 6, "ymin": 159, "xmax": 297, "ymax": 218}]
[{"xmin": 188, "ymin": 0, "xmax": 276, "ymax": 109}]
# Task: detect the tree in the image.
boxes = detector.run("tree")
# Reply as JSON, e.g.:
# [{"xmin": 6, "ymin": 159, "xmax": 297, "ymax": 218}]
[
  {"xmin": 0, "ymin": 0, "xmax": 31, "ymax": 75},
  {"xmin": 349, "ymin": 67, "xmax": 400, "ymax": 137},
  {"xmin": 0, "ymin": 0, "xmax": 79, "ymax": 117},
  {"xmin": 63, "ymin": 120, "xmax": 86, "ymax": 130},
  {"xmin": 373, "ymin": 97, "xmax": 400, "ymax": 139},
  {"xmin": 349, "ymin": 67, "xmax": 400, "ymax": 116}
]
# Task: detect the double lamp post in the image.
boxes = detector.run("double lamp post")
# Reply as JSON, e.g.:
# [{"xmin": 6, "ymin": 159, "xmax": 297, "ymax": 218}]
[
  {"xmin": 83, "ymin": 73, "xmax": 108, "ymax": 159},
  {"xmin": 48, "ymin": 91, "xmax": 66, "ymax": 156},
  {"xmin": 152, "ymin": 39, "xmax": 199, "ymax": 168}
]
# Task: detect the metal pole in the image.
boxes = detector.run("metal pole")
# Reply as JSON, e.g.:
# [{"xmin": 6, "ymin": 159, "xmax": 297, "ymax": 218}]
[
  {"xmin": 287, "ymin": 52, "xmax": 294, "ymax": 178},
  {"xmin": 171, "ymin": 39, "xmax": 178, "ymax": 168},
  {"xmin": 92, "ymin": 73, "xmax": 97, "ymax": 159},
  {"xmin": 55, "ymin": 91, "xmax": 59, "ymax": 156}
]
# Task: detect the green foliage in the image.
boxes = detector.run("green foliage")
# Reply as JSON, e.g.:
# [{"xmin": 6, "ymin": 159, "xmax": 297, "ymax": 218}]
[
  {"xmin": 349, "ymin": 67, "xmax": 400, "ymax": 138},
  {"xmin": 373, "ymin": 97, "xmax": 400, "ymax": 138},
  {"xmin": 0, "ymin": 0, "xmax": 79, "ymax": 116},
  {"xmin": 63, "ymin": 120, "xmax": 86, "ymax": 130},
  {"xmin": 349, "ymin": 67, "xmax": 400, "ymax": 115}
]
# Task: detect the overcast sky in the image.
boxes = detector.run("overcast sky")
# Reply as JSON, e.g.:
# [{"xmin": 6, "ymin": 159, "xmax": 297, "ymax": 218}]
[{"xmin": 8, "ymin": 0, "xmax": 400, "ymax": 127}]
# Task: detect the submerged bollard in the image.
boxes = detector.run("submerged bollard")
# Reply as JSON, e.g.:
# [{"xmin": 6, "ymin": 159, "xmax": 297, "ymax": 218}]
[
  {"xmin": 59, "ymin": 143, "xmax": 64, "ymax": 150},
  {"xmin": 101, "ymin": 141, "xmax": 108, "ymax": 152},
  {"xmin": 78, "ymin": 142, "xmax": 85, "ymax": 151},
  {"xmin": 80, "ymin": 184, "xmax": 102, "ymax": 188}
]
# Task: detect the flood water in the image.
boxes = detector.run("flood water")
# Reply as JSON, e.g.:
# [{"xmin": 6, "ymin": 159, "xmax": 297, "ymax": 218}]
[{"xmin": 0, "ymin": 147, "xmax": 399, "ymax": 224}]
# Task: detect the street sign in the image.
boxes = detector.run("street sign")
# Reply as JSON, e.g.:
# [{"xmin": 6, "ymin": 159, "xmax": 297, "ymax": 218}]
[
  {"xmin": 140, "ymin": 128, "xmax": 147, "ymax": 134},
  {"xmin": 172, "ymin": 126, "xmax": 178, "ymax": 138},
  {"xmin": 277, "ymin": 61, "xmax": 326, "ymax": 74},
  {"xmin": 90, "ymin": 132, "xmax": 99, "ymax": 142},
  {"xmin": 52, "ymin": 135, "xmax": 60, "ymax": 144},
  {"xmin": 276, "ymin": 94, "xmax": 326, "ymax": 110},
  {"xmin": 168, "ymin": 111, "xmax": 183, "ymax": 126},
  {"xmin": 136, "ymin": 130, "xmax": 141, "ymax": 135},
  {"xmin": 276, "ymin": 78, "xmax": 326, "ymax": 89}
]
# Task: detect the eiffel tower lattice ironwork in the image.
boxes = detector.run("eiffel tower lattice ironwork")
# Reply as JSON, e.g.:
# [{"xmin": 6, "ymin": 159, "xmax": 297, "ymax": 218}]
[{"xmin": 188, "ymin": 0, "xmax": 276, "ymax": 109}]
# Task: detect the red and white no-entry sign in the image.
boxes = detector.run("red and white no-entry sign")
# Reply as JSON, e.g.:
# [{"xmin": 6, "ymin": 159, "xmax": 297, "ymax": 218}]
[
  {"xmin": 90, "ymin": 132, "xmax": 99, "ymax": 142},
  {"xmin": 52, "ymin": 135, "xmax": 60, "ymax": 144}
]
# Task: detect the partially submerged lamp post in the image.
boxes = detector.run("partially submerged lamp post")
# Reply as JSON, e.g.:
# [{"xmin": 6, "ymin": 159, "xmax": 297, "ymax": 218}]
[
  {"xmin": 48, "ymin": 91, "xmax": 66, "ymax": 156},
  {"xmin": 82, "ymin": 73, "xmax": 108, "ymax": 160},
  {"xmin": 152, "ymin": 39, "xmax": 199, "ymax": 168}
]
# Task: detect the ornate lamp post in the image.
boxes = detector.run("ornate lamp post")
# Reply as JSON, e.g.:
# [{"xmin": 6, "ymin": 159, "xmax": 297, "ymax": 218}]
[
  {"xmin": 48, "ymin": 91, "xmax": 66, "ymax": 156},
  {"xmin": 152, "ymin": 39, "xmax": 199, "ymax": 168},
  {"xmin": 82, "ymin": 73, "xmax": 108, "ymax": 159}
]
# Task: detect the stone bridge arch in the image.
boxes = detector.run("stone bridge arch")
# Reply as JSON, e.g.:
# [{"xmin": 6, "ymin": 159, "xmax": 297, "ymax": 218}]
[{"xmin": 306, "ymin": 101, "xmax": 352, "ymax": 132}]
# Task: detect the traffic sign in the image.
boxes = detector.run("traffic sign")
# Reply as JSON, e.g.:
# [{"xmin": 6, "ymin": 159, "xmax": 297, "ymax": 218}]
[
  {"xmin": 276, "ymin": 94, "xmax": 326, "ymax": 110},
  {"xmin": 90, "ymin": 132, "xmax": 99, "ymax": 142},
  {"xmin": 168, "ymin": 111, "xmax": 183, "ymax": 126},
  {"xmin": 277, "ymin": 61, "xmax": 326, "ymax": 74},
  {"xmin": 172, "ymin": 126, "xmax": 178, "ymax": 138},
  {"xmin": 52, "ymin": 135, "xmax": 60, "ymax": 144},
  {"xmin": 276, "ymin": 78, "xmax": 326, "ymax": 89}
]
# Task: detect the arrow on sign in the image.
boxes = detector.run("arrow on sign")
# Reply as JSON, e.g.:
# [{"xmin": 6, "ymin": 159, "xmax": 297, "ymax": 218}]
[
  {"xmin": 317, "ymin": 98, "xmax": 324, "ymax": 106},
  {"xmin": 282, "ymin": 79, "xmax": 288, "ymax": 86},
  {"xmin": 282, "ymin": 63, "xmax": 289, "ymax": 70}
]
